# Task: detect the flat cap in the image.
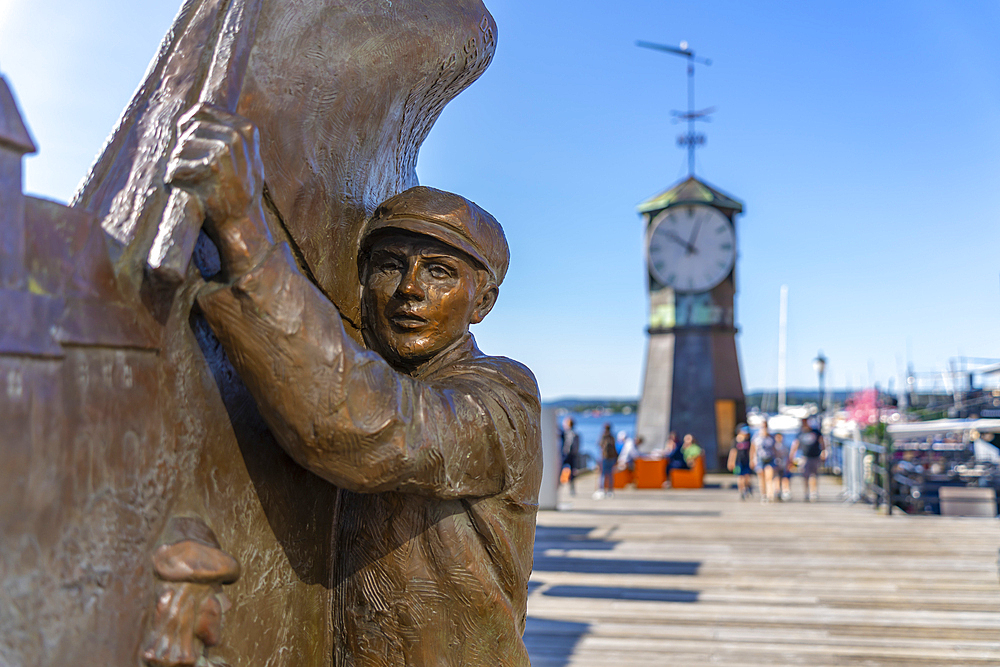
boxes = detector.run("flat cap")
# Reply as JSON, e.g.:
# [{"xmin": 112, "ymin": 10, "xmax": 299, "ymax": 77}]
[{"xmin": 361, "ymin": 186, "xmax": 509, "ymax": 284}]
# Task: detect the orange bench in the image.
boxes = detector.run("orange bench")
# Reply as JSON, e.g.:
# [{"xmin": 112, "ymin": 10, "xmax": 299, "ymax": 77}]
[
  {"xmin": 613, "ymin": 468, "xmax": 633, "ymax": 489},
  {"xmin": 634, "ymin": 457, "xmax": 666, "ymax": 489},
  {"xmin": 669, "ymin": 455, "xmax": 705, "ymax": 489}
]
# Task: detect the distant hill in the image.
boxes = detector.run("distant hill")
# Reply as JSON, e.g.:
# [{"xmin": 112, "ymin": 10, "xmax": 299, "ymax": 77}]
[
  {"xmin": 545, "ymin": 389, "xmax": 951, "ymax": 416},
  {"xmin": 545, "ymin": 393, "xmax": 838, "ymax": 413},
  {"xmin": 544, "ymin": 397, "xmax": 638, "ymax": 413},
  {"xmin": 747, "ymin": 389, "xmax": 852, "ymax": 411}
]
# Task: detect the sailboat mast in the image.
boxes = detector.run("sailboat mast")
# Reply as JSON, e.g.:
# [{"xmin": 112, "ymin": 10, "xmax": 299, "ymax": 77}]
[{"xmin": 778, "ymin": 285, "xmax": 788, "ymax": 411}]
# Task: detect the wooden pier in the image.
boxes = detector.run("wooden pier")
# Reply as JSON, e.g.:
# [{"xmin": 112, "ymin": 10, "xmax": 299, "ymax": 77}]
[{"xmin": 525, "ymin": 474, "xmax": 1000, "ymax": 666}]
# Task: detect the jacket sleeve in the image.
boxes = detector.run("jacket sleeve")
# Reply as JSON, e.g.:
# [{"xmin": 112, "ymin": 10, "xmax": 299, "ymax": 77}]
[{"xmin": 196, "ymin": 243, "xmax": 537, "ymax": 499}]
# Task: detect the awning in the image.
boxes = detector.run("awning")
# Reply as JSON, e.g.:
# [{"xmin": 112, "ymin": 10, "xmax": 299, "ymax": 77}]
[{"xmin": 887, "ymin": 418, "xmax": 1000, "ymax": 438}]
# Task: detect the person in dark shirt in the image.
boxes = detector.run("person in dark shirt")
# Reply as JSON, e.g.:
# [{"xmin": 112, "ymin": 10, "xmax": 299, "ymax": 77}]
[
  {"xmin": 561, "ymin": 416, "xmax": 580, "ymax": 495},
  {"xmin": 664, "ymin": 431, "xmax": 685, "ymax": 475},
  {"xmin": 727, "ymin": 426, "xmax": 754, "ymax": 500},
  {"xmin": 791, "ymin": 418, "xmax": 826, "ymax": 501}
]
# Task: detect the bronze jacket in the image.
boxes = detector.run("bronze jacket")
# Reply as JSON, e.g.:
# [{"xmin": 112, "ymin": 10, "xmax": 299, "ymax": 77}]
[{"xmin": 198, "ymin": 244, "xmax": 542, "ymax": 666}]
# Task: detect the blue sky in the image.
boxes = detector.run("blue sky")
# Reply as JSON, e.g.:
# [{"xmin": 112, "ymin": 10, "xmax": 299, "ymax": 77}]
[{"xmin": 3, "ymin": 0, "xmax": 1000, "ymax": 400}]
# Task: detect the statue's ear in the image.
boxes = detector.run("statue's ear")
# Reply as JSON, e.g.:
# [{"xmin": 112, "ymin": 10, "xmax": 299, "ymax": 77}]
[{"xmin": 471, "ymin": 282, "xmax": 498, "ymax": 325}]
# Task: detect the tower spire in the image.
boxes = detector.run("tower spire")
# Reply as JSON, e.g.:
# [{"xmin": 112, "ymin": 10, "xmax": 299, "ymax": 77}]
[{"xmin": 636, "ymin": 40, "xmax": 713, "ymax": 176}]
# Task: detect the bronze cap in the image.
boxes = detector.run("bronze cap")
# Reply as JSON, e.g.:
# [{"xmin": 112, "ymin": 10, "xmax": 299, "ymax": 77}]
[{"xmin": 361, "ymin": 186, "xmax": 509, "ymax": 284}]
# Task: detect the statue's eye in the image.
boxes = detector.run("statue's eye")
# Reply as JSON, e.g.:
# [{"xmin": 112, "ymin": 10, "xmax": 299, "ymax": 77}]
[
  {"xmin": 427, "ymin": 263, "xmax": 453, "ymax": 279},
  {"xmin": 375, "ymin": 257, "xmax": 402, "ymax": 273}
]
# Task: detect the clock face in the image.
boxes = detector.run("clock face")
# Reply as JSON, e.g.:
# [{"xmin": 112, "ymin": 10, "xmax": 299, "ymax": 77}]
[{"xmin": 647, "ymin": 205, "xmax": 735, "ymax": 292}]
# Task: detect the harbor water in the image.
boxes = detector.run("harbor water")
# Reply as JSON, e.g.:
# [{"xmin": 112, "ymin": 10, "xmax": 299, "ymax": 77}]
[{"xmin": 562, "ymin": 411, "xmax": 636, "ymax": 468}]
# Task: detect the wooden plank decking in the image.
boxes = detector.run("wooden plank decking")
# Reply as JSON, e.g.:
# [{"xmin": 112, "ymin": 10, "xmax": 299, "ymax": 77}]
[{"xmin": 525, "ymin": 474, "xmax": 1000, "ymax": 666}]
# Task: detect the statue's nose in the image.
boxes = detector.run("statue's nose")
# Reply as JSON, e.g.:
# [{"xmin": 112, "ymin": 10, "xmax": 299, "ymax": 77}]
[{"xmin": 396, "ymin": 265, "xmax": 425, "ymax": 299}]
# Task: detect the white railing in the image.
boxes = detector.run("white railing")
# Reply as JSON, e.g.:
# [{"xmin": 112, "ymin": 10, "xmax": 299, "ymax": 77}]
[{"xmin": 840, "ymin": 440, "xmax": 868, "ymax": 503}]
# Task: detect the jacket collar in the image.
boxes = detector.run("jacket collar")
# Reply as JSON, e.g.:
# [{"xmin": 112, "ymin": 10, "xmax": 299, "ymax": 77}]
[{"xmin": 410, "ymin": 333, "xmax": 480, "ymax": 380}]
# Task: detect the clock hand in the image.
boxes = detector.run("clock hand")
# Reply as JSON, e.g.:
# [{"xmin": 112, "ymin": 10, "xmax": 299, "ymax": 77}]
[
  {"xmin": 663, "ymin": 230, "xmax": 696, "ymax": 254},
  {"xmin": 686, "ymin": 221, "xmax": 702, "ymax": 254}
]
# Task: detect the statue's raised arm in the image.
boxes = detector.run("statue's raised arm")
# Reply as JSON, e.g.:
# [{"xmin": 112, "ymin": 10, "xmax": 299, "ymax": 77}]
[{"xmin": 169, "ymin": 99, "xmax": 542, "ymax": 662}]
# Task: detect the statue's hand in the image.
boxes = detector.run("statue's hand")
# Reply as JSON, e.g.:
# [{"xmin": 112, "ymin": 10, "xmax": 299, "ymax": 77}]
[
  {"xmin": 167, "ymin": 103, "xmax": 262, "ymax": 230},
  {"xmin": 166, "ymin": 103, "xmax": 272, "ymax": 280},
  {"xmin": 141, "ymin": 520, "xmax": 240, "ymax": 667}
]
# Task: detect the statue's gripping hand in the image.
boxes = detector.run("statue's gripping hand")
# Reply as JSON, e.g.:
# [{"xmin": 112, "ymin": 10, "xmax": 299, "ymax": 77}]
[{"xmin": 166, "ymin": 103, "xmax": 273, "ymax": 281}]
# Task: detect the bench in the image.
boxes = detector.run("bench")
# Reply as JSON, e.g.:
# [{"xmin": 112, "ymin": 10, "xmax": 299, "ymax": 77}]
[
  {"xmin": 669, "ymin": 455, "xmax": 705, "ymax": 489},
  {"xmin": 613, "ymin": 468, "xmax": 633, "ymax": 489},
  {"xmin": 634, "ymin": 457, "xmax": 667, "ymax": 489}
]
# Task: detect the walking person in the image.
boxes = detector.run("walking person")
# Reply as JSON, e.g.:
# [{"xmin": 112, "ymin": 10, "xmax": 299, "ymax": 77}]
[
  {"xmin": 750, "ymin": 423, "xmax": 779, "ymax": 502},
  {"xmin": 561, "ymin": 417, "xmax": 580, "ymax": 496},
  {"xmin": 595, "ymin": 423, "xmax": 618, "ymax": 498},
  {"xmin": 774, "ymin": 433, "xmax": 793, "ymax": 501},
  {"xmin": 791, "ymin": 418, "xmax": 826, "ymax": 501},
  {"xmin": 727, "ymin": 427, "xmax": 754, "ymax": 500}
]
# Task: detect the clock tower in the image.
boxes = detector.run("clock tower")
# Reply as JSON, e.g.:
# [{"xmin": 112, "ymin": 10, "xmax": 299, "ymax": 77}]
[{"xmin": 635, "ymin": 176, "xmax": 745, "ymax": 470}]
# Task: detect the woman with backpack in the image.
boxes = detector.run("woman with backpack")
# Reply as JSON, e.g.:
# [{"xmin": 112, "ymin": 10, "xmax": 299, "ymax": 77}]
[
  {"xmin": 596, "ymin": 423, "xmax": 618, "ymax": 498},
  {"xmin": 750, "ymin": 422, "xmax": 779, "ymax": 503}
]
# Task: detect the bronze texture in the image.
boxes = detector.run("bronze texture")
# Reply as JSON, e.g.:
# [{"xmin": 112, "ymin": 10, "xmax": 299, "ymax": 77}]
[{"xmin": 1, "ymin": 1, "xmax": 541, "ymax": 665}]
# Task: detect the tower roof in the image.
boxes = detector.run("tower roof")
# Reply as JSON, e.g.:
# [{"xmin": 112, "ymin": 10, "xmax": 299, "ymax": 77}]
[
  {"xmin": 637, "ymin": 175, "xmax": 743, "ymax": 215},
  {"xmin": 0, "ymin": 76, "xmax": 37, "ymax": 155}
]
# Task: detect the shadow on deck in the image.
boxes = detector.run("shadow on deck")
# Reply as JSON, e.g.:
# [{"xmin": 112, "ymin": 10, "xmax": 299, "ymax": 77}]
[{"xmin": 526, "ymin": 474, "xmax": 1000, "ymax": 666}]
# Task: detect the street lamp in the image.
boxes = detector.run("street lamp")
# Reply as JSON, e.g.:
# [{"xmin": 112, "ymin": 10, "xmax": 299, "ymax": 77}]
[{"xmin": 813, "ymin": 351, "xmax": 827, "ymax": 413}]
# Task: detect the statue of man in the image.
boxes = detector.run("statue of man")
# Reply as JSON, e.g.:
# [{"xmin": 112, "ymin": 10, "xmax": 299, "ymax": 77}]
[{"xmin": 169, "ymin": 104, "xmax": 541, "ymax": 665}]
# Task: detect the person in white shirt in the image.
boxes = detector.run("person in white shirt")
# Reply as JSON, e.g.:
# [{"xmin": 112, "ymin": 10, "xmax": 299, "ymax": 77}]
[{"xmin": 617, "ymin": 431, "xmax": 640, "ymax": 472}]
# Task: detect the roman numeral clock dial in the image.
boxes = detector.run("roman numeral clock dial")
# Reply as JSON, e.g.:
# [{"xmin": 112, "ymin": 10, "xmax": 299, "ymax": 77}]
[{"xmin": 646, "ymin": 205, "xmax": 735, "ymax": 292}]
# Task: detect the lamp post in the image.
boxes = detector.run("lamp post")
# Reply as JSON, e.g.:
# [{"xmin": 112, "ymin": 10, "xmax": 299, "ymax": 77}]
[{"xmin": 813, "ymin": 351, "xmax": 827, "ymax": 414}]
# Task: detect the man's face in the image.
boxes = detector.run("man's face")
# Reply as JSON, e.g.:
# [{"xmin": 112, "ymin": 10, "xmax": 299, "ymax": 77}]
[{"xmin": 361, "ymin": 232, "xmax": 496, "ymax": 370}]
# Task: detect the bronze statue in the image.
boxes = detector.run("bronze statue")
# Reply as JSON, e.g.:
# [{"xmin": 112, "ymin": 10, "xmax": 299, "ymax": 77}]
[
  {"xmin": 1, "ymin": 0, "xmax": 542, "ymax": 665},
  {"xmin": 175, "ymin": 104, "xmax": 542, "ymax": 664}
]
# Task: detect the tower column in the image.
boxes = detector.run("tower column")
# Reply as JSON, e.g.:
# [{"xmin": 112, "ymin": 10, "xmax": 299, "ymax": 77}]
[
  {"xmin": 670, "ymin": 330, "xmax": 718, "ymax": 464},
  {"xmin": 636, "ymin": 333, "xmax": 674, "ymax": 449}
]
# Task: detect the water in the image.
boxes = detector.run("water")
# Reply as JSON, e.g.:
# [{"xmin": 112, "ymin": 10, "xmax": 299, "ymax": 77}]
[{"xmin": 562, "ymin": 411, "xmax": 637, "ymax": 468}]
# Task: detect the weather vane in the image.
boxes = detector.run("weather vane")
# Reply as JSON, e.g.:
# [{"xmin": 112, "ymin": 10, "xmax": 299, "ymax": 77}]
[{"xmin": 636, "ymin": 40, "xmax": 714, "ymax": 176}]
